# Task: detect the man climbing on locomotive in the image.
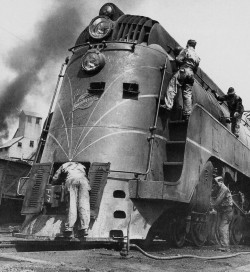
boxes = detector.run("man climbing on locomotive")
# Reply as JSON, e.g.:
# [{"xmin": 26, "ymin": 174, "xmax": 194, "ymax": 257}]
[
  {"xmin": 211, "ymin": 168, "xmax": 233, "ymax": 251},
  {"xmin": 164, "ymin": 39, "xmax": 200, "ymax": 121},
  {"xmin": 52, "ymin": 161, "xmax": 91, "ymax": 238},
  {"xmin": 212, "ymin": 87, "xmax": 244, "ymax": 137}
]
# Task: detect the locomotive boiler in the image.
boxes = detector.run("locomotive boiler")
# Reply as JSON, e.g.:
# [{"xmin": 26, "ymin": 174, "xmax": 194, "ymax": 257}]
[{"xmin": 16, "ymin": 3, "xmax": 250, "ymax": 247}]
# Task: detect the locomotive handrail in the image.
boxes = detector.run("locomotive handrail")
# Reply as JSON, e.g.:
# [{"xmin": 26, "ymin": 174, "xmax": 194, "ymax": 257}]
[
  {"xmin": 69, "ymin": 41, "xmax": 137, "ymax": 53},
  {"xmin": 34, "ymin": 57, "xmax": 69, "ymax": 163},
  {"xmin": 144, "ymin": 56, "xmax": 169, "ymax": 178},
  {"xmin": 220, "ymin": 116, "xmax": 250, "ymax": 127},
  {"xmin": 68, "ymin": 42, "xmax": 93, "ymax": 52}
]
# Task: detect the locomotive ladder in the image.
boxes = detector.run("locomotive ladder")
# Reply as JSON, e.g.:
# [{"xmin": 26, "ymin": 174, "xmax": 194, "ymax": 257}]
[{"xmin": 163, "ymin": 120, "xmax": 188, "ymax": 183}]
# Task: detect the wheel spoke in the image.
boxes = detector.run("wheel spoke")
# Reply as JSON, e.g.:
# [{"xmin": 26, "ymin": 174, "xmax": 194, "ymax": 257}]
[
  {"xmin": 230, "ymin": 215, "xmax": 243, "ymax": 245},
  {"xmin": 191, "ymin": 222, "xmax": 208, "ymax": 247}
]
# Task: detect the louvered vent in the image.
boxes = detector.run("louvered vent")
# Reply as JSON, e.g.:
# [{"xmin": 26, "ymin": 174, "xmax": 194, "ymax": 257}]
[
  {"xmin": 88, "ymin": 162, "xmax": 110, "ymax": 219},
  {"xmin": 28, "ymin": 168, "xmax": 44, "ymax": 208},
  {"xmin": 90, "ymin": 169, "xmax": 104, "ymax": 210},
  {"xmin": 112, "ymin": 15, "xmax": 157, "ymax": 44}
]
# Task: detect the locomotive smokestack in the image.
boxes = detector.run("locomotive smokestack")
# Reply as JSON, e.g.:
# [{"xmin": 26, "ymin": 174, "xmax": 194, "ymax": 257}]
[{"xmin": 0, "ymin": 1, "xmax": 84, "ymax": 141}]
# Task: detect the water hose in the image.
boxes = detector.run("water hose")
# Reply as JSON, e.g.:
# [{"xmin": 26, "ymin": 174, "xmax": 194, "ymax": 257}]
[
  {"xmin": 127, "ymin": 243, "xmax": 250, "ymax": 260},
  {"xmin": 120, "ymin": 221, "xmax": 250, "ymax": 260},
  {"xmin": 120, "ymin": 208, "xmax": 250, "ymax": 260}
]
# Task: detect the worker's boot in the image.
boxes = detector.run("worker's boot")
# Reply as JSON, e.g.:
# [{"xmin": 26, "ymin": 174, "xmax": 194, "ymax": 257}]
[
  {"xmin": 78, "ymin": 229, "xmax": 88, "ymax": 238},
  {"xmin": 218, "ymin": 246, "xmax": 231, "ymax": 252},
  {"xmin": 63, "ymin": 230, "xmax": 73, "ymax": 237},
  {"xmin": 63, "ymin": 226, "xmax": 74, "ymax": 238}
]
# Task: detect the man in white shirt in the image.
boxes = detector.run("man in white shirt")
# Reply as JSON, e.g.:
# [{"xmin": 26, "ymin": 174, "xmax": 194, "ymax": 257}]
[{"xmin": 52, "ymin": 161, "xmax": 91, "ymax": 237}]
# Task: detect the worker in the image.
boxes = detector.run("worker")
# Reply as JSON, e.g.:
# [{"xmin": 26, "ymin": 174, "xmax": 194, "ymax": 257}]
[
  {"xmin": 212, "ymin": 87, "xmax": 244, "ymax": 137},
  {"xmin": 52, "ymin": 162, "xmax": 91, "ymax": 237},
  {"xmin": 164, "ymin": 39, "xmax": 200, "ymax": 121},
  {"xmin": 210, "ymin": 168, "xmax": 233, "ymax": 251}
]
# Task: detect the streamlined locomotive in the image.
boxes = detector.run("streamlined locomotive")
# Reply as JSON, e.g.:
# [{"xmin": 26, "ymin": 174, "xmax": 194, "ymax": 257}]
[{"xmin": 16, "ymin": 3, "xmax": 250, "ymax": 247}]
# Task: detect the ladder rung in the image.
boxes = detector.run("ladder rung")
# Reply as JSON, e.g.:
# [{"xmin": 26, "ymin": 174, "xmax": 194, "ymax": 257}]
[
  {"xmin": 166, "ymin": 141, "xmax": 185, "ymax": 144},
  {"xmin": 163, "ymin": 162, "xmax": 183, "ymax": 166},
  {"xmin": 169, "ymin": 120, "xmax": 187, "ymax": 124}
]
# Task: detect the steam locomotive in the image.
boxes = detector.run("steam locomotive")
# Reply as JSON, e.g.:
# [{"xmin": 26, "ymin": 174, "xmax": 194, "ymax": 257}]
[{"xmin": 16, "ymin": 3, "xmax": 250, "ymax": 247}]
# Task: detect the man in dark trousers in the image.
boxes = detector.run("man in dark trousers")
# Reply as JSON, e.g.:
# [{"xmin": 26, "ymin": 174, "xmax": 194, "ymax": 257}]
[
  {"xmin": 52, "ymin": 161, "xmax": 91, "ymax": 237},
  {"xmin": 212, "ymin": 87, "xmax": 244, "ymax": 137},
  {"xmin": 211, "ymin": 169, "xmax": 233, "ymax": 251},
  {"xmin": 164, "ymin": 39, "xmax": 200, "ymax": 120}
]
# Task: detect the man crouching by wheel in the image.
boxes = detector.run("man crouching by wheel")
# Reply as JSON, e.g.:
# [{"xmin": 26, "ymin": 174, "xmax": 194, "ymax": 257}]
[{"xmin": 211, "ymin": 168, "xmax": 233, "ymax": 251}]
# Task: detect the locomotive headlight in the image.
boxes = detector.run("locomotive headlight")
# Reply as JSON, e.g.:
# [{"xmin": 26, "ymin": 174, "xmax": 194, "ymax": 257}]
[
  {"xmin": 99, "ymin": 4, "xmax": 114, "ymax": 18},
  {"xmin": 89, "ymin": 16, "xmax": 114, "ymax": 40},
  {"xmin": 81, "ymin": 49, "xmax": 105, "ymax": 73}
]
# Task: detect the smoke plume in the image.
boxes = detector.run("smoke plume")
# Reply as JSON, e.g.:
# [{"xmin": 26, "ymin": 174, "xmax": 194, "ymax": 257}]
[{"xmin": 0, "ymin": 1, "xmax": 84, "ymax": 140}]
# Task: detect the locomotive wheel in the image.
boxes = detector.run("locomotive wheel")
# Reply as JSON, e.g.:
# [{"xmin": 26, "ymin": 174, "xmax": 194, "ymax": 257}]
[
  {"xmin": 230, "ymin": 214, "xmax": 243, "ymax": 245},
  {"xmin": 171, "ymin": 218, "xmax": 186, "ymax": 248},
  {"xmin": 190, "ymin": 221, "xmax": 208, "ymax": 247}
]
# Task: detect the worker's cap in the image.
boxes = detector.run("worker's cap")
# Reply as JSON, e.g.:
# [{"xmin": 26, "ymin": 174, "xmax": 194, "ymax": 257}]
[
  {"xmin": 227, "ymin": 87, "xmax": 235, "ymax": 95},
  {"xmin": 187, "ymin": 39, "xmax": 197, "ymax": 48},
  {"xmin": 213, "ymin": 176, "xmax": 224, "ymax": 186},
  {"xmin": 214, "ymin": 176, "xmax": 223, "ymax": 183}
]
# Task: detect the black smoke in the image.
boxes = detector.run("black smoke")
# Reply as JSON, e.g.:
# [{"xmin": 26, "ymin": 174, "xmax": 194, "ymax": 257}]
[{"xmin": 0, "ymin": 1, "xmax": 84, "ymax": 140}]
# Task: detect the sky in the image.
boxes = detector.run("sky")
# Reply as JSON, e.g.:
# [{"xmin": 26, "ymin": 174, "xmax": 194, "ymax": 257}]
[{"xmin": 0, "ymin": 0, "xmax": 250, "ymax": 140}]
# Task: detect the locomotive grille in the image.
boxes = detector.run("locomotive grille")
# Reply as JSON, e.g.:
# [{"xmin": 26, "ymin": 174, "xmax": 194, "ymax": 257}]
[
  {"xmin": 112, "ymin": 15, "xmax": 157, "ymax": 44},
  {"xmin": 28, "ymin": 168, "xmax": 44, "ymax": 208},
  {"xmin": 90, "ymin": 171, "xmax": 104, "ymax": 209},
  {"xmin": 88, "ymin": 162, "xmax": 110, "ymax": 219}
]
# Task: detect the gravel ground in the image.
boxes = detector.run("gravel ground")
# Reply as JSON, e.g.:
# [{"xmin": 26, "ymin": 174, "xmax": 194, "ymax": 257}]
[{"xmin": 0, "ymin": 242, "xmax": 250, "ymax": 272}]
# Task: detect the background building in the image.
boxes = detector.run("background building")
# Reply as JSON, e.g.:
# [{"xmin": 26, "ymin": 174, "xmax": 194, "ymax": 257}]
[{"xmin": 0, "ymin": 111, "xmax": 42, "ymax": 161}]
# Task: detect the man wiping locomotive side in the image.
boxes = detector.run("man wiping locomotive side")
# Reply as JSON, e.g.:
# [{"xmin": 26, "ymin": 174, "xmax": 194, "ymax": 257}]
[
  {"xmin": 164, "ymin": 39, "xmax": 200, "ymax": 121},
  {"xmin": 212, "ymin": 87, "xmax": 244, "ymax": 138},
  {"xmin": 210, "ymin": 169, "xmax": 233, "ymax": 251},
  {"xmin": 52, "ymin": 161, "xmax": 91, "ymax": 237}
]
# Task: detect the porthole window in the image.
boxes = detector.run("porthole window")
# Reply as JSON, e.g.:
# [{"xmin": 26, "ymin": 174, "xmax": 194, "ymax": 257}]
[
  {"xmin": 114, "ymin": 210, "xmax": 126, "ymax": 219},
  {"xmin": 113, "ymin": 190, "xmax": 126, "ymax": 198}
]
